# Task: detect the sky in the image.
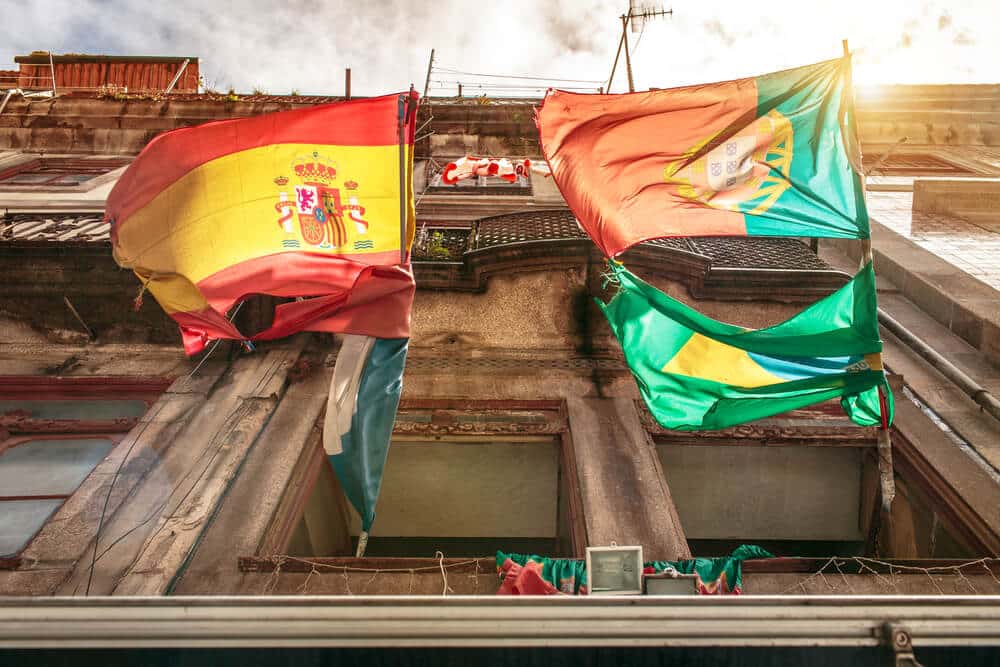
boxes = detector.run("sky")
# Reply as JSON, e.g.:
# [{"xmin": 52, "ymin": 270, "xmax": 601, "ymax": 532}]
[{"xmin": 1, "ymin": 0, "xmax": 998, "ymax": 96}]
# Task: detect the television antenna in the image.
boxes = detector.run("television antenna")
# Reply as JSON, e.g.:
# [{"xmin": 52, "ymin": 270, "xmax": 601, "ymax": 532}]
[{"xmin": 609, "ymin": 2, "xmax": 673, "ymax": 93}]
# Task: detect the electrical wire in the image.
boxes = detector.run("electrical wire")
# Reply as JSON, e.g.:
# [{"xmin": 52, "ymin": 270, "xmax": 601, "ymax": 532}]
[
  {"xmin": 632, "ymin": 18, "xmax": 648, "ymax": 56},
  {"xmin": 431, "ymin": 80, "xmax": 598, "ymax": 91},
  {"xmin": 433, "ymin": 67, "xmax": 603, "ymax": 84},
  {"xmin": 84, "ymin": 302, "xmax": 245, "ymax": 595}
]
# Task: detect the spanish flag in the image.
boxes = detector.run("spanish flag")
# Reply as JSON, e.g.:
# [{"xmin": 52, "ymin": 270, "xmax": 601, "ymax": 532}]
[
  {"xmin": 107, "ymin": 91, "xmax": 419, "ymax": 354},
  {"xmin": 599, "ymin": 262, "xmax": 892, "ymax": 431},
  {"xmin": 538, "ymin": 58, "xmax": 867, "ymax": 257}
]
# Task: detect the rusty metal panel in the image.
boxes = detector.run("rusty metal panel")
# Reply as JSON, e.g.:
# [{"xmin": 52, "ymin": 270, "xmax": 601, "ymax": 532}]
[{"xmin": 14, "ymin": 55, "xmax": 199, "ymax": 92}]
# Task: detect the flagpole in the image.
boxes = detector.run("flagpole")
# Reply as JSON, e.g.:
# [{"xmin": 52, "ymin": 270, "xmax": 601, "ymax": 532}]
[
  {"xmin": 356, "ymin": 530, "xmax": 369, "ymax": 558},
  {"xmin": 845, "ymin": 36, "xmax": 897, "ymax": 551},
  {"xmin": 397, "ymin": 92, "xmax": 408, "ymax": 266}
]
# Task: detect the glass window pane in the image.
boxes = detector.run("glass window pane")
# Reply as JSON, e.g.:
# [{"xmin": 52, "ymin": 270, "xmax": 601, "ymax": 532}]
[
  {"xmin": 0, "ymin": 499, "xmax": 63, "ymax": 557},
  {"xmin": 657, "ymin": 444, "xmax": 863, "ymax": 541},
  {"xmin": 0, "ymin": 399, "xmax": 148, "ymax": 420},
  {"xmin": 357, "ymin": 440, "xmax": 560, "ymax": 538},
  {"xmin": 0, "ymin": 438, "xmax": 113, "ymax": 497}
]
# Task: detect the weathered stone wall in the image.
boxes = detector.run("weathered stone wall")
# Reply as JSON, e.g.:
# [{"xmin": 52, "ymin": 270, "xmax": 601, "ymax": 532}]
[{"xmin": 857, "ymin": 84, "xmax": 1000, "ymax": 146}]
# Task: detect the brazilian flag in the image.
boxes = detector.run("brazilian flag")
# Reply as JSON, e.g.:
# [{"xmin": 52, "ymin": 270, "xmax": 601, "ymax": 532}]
[{"xmin": 598, "ymin": 261, "xmax": 892, "ymax": 431}]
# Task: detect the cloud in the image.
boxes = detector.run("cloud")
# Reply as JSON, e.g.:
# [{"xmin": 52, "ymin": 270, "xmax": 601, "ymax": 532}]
[
  {"xmin": 0, "ymin": 0, "xmax": 996, "ymax": 94},
  {"xmin": 703, "ymin": 18, "xmax": 736, "ymax": 47},
  {"xmin": 540, "ymin": 1, "xmax": 605, "ymax": 55}
]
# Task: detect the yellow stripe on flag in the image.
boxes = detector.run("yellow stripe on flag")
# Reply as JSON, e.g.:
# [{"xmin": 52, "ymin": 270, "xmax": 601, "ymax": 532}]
[
  {"xmin": 141, "ymin": 271, "xmax": 209, "ymax": 315},
  {"xmin": 662, "ymin": 332, "xmax": 787, "ymax": 388},
  {"xmin": 115, "ymin": 143, "xmax": 405, "ymax": 284}
]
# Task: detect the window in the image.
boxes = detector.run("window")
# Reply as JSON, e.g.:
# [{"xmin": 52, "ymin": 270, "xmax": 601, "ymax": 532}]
[
  {"xmin": 656, "ymin": 443, "xmax": 869, "ymax": 557},
  {"xmin": 0, "ymin": 157, "xmax": 130, "ymax": 188},
  {"xmin": 0, "ymin": 437, "xmax": 115, "ymax": 558},
  {"xmin": 276, "ymin": 402, "xmax": 583, "ymax": 559},
  {"xmin": 345, "ymin": 436, "xmax": 571, "ymax": 557},
  {"xmin": 0, "ymin": 377, "xmax": 169, "ymax": 566}
]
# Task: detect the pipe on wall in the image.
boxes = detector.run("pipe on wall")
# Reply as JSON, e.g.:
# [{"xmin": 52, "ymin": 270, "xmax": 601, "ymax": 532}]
[{"xmin": 879, "ymin": 308, "xmax": 1000, "ymax": 422}]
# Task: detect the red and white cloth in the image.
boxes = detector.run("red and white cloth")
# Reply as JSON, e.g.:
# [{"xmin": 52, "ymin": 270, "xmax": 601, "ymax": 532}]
[{"xmin": 440, "ymin": 156, "xmax": 551, "ymax": 185}]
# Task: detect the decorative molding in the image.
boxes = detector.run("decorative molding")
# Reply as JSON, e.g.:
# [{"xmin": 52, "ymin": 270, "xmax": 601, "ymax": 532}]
[
  {"xmin": 393, "ymin": 419, "xmax": 566, "ymax": 436},
  {"xmin": 394, "ymin": 406, "xmax": 567, "ymax": 436},
  {"xmin": 402, "ymin": 355, "xmax": 628, "ymax": 374},
  {"xmin": 0, "ymin": 416, "xmax": 137, "ymax": 434},
  {"xmin": 0, "ymin": 376, "xmax": 173, "ymax": 400},
  {"xmin": 637, "ymin": 400, "xmax": 879, "ymax": 445}
]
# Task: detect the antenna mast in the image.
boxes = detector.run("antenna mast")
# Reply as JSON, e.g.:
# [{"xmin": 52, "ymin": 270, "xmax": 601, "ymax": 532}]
[{"xmin": 608, "ymin": 2, "xmax": 673, "ymax": 93}]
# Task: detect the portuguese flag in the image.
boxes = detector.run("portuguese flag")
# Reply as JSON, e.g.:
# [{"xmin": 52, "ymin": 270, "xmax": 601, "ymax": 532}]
[
  {"xmin": 538, "ymin": 57, "xmax": 867, "ymax": 257},
  {"xmin": 107, "ymin": 92, "xmax": 419, "ymax": 355},
  {"xmin": 598, "ymin": 261, "xmax": 892, "ymax": 431}
]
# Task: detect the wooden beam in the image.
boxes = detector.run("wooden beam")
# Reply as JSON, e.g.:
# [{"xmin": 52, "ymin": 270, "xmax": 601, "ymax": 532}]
[
  {"xmin": 565, "ymin": 398, "xmax": 691, "ymax": 561},
  {"xmin": 55, "ymin": 340, "xmax": 305, "ymax": 596},
  {"xmin": 171, "ymin": 362, "xmax": 340, "ymax": 594}
]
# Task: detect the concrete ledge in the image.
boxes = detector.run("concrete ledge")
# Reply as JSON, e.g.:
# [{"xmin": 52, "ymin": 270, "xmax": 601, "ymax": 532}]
[
  {"xmin": 826, "ymin": 222, "xmax": 1000, "ymax": 367},
  {"xmin": 913, "ymin": 178, "xmax": 1000, "ymax": 225},
  {"xmin": 2, "ymin": 595, "xmax": 1000, "ymax": 648}
]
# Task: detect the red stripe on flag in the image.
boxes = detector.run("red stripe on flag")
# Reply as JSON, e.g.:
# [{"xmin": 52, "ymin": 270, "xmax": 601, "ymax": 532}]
[
  {"xmin": 537, "ymin": 82, "xmax": 756, "ymax": 256},
  {"xmin": 172, "ymin": 307, "xmax": 245, "ymax": 356},
  {"xmin": 290, "ymin": 265, "xmax": 415, "ymax": 340},
  {"xmin": 182, "ymin": 251, "xmax": 414, "ymax": 349}
]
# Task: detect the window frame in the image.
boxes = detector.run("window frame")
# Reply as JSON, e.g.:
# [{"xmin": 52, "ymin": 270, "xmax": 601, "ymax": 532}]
[
  {"xmin": 0, "ymin": 154, "xmax": 131, "ymax": 193},
  {"xmin": 258, "ymin": 399, "xmax": 586, "ymax": 561},
  {"xmin": 0, "ymin": 432, "xmax": 124, "ymax": 565}
]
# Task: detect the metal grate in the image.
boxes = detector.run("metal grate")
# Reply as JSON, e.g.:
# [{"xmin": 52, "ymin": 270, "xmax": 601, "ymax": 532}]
[
  {"xmin": 640, "ymin": 237, "xmax": 698, "ymax": 253},
  {"xmin": 690, "ymin": 237, "xmax": 831, "ymax": 271},
  {"xmin": 412, "ymin": 227, "xmax": 472, "ymax": 261},
  {"xmin": 473, "ymin": 209, "xmax": 584, "ymax": 249},
  {"xmin": 470, "ymin": 210, "xmax": 830, "ymax": 271},
  {"xmin": 1, "ymin": 214, "xmax": 109, "ymax": 243},
  {"xmin": 0, "ymin": 209, "xmax": 831, "ymax": 274}
]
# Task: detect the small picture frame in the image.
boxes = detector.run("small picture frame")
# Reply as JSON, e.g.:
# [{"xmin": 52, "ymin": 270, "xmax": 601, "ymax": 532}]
[
  {"xmin": 585, "ymin": 545, "xmax": 643, "ymax": 596},
  {"xmin": 642, "ymin": 568, "xmax": 700, "ymax": 596}
]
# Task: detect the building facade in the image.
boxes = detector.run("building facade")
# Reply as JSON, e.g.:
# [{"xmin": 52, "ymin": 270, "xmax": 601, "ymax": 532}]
[{"xmin": 0, "ymin": 57, "xmax": 998, "ymax": 629}]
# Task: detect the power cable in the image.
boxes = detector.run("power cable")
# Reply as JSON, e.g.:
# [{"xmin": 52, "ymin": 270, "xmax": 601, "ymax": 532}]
[
  {"xmin": 84, "ymin": 302, "xmax": 245, "ymax": 595},
  {"xmin": 433, "ymin": 67, "xmax": 603, "ymax": 84},
  {"xmin": 431, "ymin": 80, "xmax": 598, "ymax": 91}
]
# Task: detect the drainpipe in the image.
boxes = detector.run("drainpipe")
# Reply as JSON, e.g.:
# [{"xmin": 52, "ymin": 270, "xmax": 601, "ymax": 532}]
[{"xmin": 878, "ymin": 308, "xmax": 1000, "ymax": 422}]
